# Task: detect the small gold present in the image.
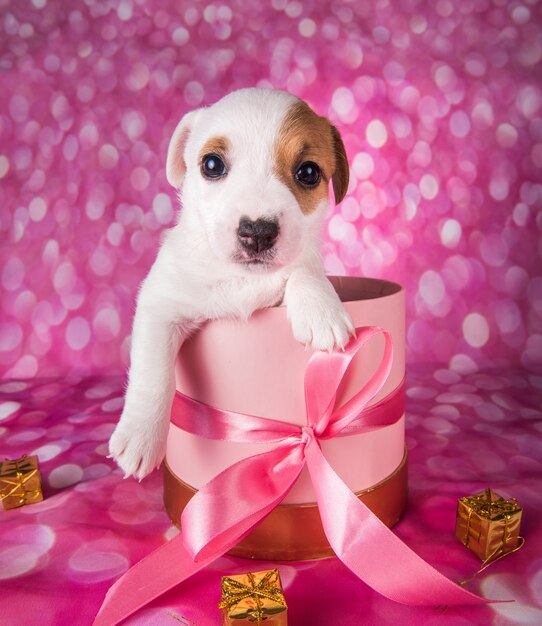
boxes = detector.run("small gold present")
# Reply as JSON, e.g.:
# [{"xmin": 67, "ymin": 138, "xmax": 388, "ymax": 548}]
[
  {"xmin": 455, "ymin": 487, "xmax": 522, "ymax": 563},
  {"xmin": 219, "ymin": 568, "xmax": 288, "ymax": 625},
  {"xmin": 0, "ymin": 455, "xmax": 43, "ymax": 510}
]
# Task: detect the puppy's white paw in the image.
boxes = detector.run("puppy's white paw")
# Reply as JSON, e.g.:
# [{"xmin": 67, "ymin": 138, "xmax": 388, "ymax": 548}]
[
  {"xmin": 288, "ymin": 296, "xmax": 355, "ymax": 352},
  {"xmin": 109, "ymin": 411, "xmax": 169, "ymax": 481}
]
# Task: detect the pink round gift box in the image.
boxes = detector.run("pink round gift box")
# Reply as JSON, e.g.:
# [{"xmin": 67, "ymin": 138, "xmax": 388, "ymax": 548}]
[{"xmin": 165, "ymin": 276, "xmax": 406, "ymax": 557}]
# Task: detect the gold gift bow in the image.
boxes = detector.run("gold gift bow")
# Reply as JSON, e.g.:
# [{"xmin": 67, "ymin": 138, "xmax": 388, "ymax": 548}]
[
  {"xmin": 1, "ymin": 457, "xmax": 36, "ymax": 477},
  {"xmin": 459, "ymin": 488, "xmax": 524, "ymax": 585},
  {"xmin": 219, "ymin": 570, "xmax": 286, "ymax": 625},
  {"xmin": 0, "ymin": 456, "xmax": 41, "ymax": 505},
  {"xmin": 462, "ymin": 488, "xmax": 521, "ymax": 522}
]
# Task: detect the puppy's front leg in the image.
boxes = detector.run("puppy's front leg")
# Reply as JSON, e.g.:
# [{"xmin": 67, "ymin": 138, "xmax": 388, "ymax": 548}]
[
  {"xmin": 284, "ymin": 269, "xmax": 355, "ymax": 352},
  {"xmin": 109, "ymin": 284, "xmax": 189, "ymax": 480}
]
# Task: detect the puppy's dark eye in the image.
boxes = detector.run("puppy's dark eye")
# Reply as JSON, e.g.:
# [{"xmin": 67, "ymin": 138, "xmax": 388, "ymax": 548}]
[
  {"xmin": 201, "ymin": 154, "xmax": 227, "ymax": 179},
  {"xmin": 295, "ymin": 161, "xmax": 321, "ymax": 187}
]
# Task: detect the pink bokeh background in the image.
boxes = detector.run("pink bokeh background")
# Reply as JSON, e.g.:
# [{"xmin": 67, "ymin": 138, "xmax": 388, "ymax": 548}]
[
  {"xmin": 1, "ymin": 0, "xmax": 541, "ymax": 379},
  {"xmin": 2, "ymin": 3, "xmax": 542, "ymax": 625}
]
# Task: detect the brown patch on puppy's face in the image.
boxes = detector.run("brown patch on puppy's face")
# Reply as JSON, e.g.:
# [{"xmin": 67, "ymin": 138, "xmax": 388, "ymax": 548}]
[
  {"xmin": 273, "ymin": 100, "xmax": 349, "ymax": 215},
  {"xmin": 198, "ymin": 136, "xmax": 231, "ymax": 167}
]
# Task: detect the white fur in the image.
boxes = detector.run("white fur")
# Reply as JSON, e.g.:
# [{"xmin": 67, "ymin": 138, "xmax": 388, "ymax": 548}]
[{"xmin": 109, "ymin": 88, "xmax": 354, "ymax": 479}]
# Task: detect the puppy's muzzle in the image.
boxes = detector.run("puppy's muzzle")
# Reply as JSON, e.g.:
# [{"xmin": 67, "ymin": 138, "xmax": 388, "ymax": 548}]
[{"xmin": 237, "ymin": 218, "xmax": 279, "ymax": 255}]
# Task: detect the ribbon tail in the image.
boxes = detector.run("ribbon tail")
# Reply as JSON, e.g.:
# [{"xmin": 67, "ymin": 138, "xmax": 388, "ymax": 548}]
[
  {"xmin": 182, "ymin": 440, "xmax": 305, "ymax": 562},
  {"xmin": 303, "ymin": 438, "xmax": 494, "ymax": 606},
  {"xmin": 93, "ymin": 533, "xmax": 215, "ymax": 626},
  {"xmin": 94, "ymin": 441, "xmax": 305, "ymax": 626}
]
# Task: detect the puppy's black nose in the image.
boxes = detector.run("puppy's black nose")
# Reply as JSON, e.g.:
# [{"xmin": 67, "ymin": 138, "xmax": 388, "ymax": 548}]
[{"xmin": 238, "ymin": 218, "xmax": 279, "ymax": 254}]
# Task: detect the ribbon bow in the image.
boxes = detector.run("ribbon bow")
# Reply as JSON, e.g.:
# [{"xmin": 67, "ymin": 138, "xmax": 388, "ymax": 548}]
[
  {"xmin": 94, "ymin": 327, "xmax": 491, "ymax": 626},
  {"xmin": 179, "ymin": 326, "xmax": 400, "ymax": 562}
]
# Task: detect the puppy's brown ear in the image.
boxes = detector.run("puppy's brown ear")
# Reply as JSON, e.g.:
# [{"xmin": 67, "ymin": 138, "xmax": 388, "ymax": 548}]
[
  {"xmin": 166, "ymin": 109, "xmax": 202, "ymax": 188},
  {"xmin": 330, "ymin": 125, "xmax": 349, "ymax": 204}
]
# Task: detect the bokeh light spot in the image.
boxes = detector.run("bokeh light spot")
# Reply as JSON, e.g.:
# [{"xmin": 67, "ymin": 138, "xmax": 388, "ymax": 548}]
[
  {"xmin": 419, "ymin": 174, "xmax": 439, "ymax": 200},
  {"xmin": 366, "ymin": 120, "xmax": 388, "ymax": 148},
  {"xmin": 450, "ymin": 110, "xmax": 471, "ymax": 137},
  {"xmin": 352, "ymin": 153, "xmax": 374, "ymax": 179},
  {"xmin": 440, "ymin": 219, "xmax": 462, "ymax": 248},
  {"xmin": 29, "ymin": 197, "xmax": 47, "ymax": 222},
  {"xmin": 0, "ymin": 155, "xmax": 10, "ymax": 178},
  {"xmin": 463, "ymin": 313, "xmax": 490, "ymax": 348},
  {"xmin": 299, "ymin": 18, "xmax": 316, "ymax": 37},
  {"xmin": 66, "ymin": 317, "xmax": 91, "ymax": 350},
  {"xmin": 419, "ymin": 271, "xmax": 446, "ymax": 306}
]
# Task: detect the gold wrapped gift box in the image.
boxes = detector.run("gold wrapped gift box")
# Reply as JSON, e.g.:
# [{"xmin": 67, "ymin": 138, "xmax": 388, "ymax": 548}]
[
  {"xmin": 219, "ymin": 569, "xmax": 287, "ymax": 626},
  {"xmin": 0, "ymin": 455, "xmax": 43, "ymax": 510},
  {"xmin": 455, "ymin": 487, "xmax": 522, "ymax": 563}
]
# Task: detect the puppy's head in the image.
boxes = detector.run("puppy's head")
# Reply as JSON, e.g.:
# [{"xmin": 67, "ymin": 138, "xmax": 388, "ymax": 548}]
[{"xmin": 166, "ymin": 88, "xmax": 349, "ymax": 271}]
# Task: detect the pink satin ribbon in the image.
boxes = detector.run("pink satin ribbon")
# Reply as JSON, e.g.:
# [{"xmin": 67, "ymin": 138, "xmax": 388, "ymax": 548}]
[{"xmin": 94, "ymin": 326, "xmax": 490, "ymax": 626}]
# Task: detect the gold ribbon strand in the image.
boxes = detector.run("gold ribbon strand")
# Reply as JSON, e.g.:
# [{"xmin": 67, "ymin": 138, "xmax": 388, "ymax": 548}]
[{"xmin": 459, "ymin": 537, "xmax": 525, "ymax": 586}]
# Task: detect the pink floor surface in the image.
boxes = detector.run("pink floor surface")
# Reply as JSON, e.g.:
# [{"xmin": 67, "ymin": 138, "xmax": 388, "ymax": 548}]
[{"xmin": 1, "ymin": 367, "xmax": 541, "ymax": 625}]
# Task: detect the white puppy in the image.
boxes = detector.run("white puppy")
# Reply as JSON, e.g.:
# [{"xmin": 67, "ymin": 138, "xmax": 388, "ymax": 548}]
[{"xmin": 109, "ymin": 88, "xmax": 354, "ymax": 480}]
